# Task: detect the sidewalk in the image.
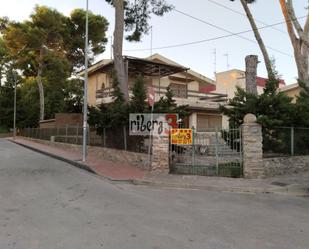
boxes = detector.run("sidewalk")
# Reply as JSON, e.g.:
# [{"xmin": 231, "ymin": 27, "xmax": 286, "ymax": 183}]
[
  {"xmin": 9, "ymin": 138, "xmax": 145, "ymax": 181},
  {"xmin": 8, "ymin": 138, "xmax": 309, "ymax": 197},
  {"xmin": 135, "ymin": 173, "xmax": 309, "ymax": 196}
]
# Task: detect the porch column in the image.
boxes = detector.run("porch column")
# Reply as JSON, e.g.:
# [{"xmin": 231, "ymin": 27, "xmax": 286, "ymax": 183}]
[{"xmin": 189, "ymin": 113, "xmax": 197, "ymax": 129}]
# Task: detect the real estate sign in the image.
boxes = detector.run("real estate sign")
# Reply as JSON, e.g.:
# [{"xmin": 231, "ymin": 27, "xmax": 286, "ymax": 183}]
[
  {"xmin": 129, "ymin": 113, "xmax": 178, "ymax": 136},
  {"xmin": 171, "ymin": 129, "xmax": 193, "ymax": 145}
]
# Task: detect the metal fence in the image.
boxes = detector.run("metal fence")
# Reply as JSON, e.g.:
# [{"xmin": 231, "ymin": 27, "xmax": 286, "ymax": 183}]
[
  {"xmin": 20, "ymin": 126, "xmax": 149, "ymax": 154},
  {"xmin": 170, "ymin": 128, "xmax": 243, "ymax": 178},
  {"xmin": 263, "ymin": 127, "xmax": 309, "ymax": 157}
]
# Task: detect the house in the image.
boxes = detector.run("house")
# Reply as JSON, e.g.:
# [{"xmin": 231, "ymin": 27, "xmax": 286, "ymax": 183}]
[
  {"xmin": 214, "ymin": 69, "xmax": 286, "ymax": 99},
  {"xmin": 279, "ymin": 82, "xmax": 301, "ymax": 103},
  {"xmin": 82, "ymin": 53, "xmax": 228, "ymax": 131}
]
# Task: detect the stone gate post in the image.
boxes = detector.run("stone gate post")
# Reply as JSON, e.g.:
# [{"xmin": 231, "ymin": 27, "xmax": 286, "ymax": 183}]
[
  {"xmin": 150, "ymin": 135, "xmax": 169, "ymax": 173},
  {"xmin": 241, "ymin": 114, "xmax": 265, "ymax": 178}
]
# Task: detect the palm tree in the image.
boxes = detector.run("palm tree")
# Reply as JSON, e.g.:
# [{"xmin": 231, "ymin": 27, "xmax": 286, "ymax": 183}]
[{"xmin": 231, "ymin": 0, "xmax": 273, "ymax": 77}]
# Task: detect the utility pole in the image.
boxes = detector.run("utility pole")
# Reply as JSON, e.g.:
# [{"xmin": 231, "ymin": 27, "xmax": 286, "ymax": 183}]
[
  {"xmin": 13, "ymin": 72, "xmax": 17, "ymax": 140},
  {"xmin": 82, "ymin": 0, "xmax": 89, "ymax": 162},
  {"xmin": 213, "ymin": 49, "xmax": 217, "ymax": 77},
  {"xmin": 150, "ymin": 26, "xmax": 153, "ymax": 57}
]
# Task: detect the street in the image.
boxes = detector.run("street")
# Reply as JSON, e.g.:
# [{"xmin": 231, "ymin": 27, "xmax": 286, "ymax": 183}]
[{"xmin": 0, "ymin": 139, "xmax": 308, "ymax": 249}]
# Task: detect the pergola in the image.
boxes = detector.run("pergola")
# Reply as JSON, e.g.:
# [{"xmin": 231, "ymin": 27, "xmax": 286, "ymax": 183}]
[{"xmin": 97, "ymin": 56, "xmax": 189, "ymax": 77}]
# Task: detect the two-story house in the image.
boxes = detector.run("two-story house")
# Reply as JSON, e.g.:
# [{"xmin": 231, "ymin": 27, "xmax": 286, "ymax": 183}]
[{"xmin": 82, "ymin": 53, "xmax": 227, "ymax": 131}]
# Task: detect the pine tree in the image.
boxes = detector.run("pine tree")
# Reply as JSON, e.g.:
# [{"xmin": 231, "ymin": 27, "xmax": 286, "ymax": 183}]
[
  {"xmin": 220, "ymin": 75, "xmax": 294, "ymax": 129},
  {"xmin": 130, "ymin": 75, "xmax": 147, "ymax": 113},
  {"xmin": 294, "ymin": 81, "xmax": 309, "ymax": 127}
]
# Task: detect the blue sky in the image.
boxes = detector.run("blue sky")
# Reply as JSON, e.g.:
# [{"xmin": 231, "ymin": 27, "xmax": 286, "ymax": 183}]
[{"xmin": 1, "ymin": 0, "xmax": 308, "ymax": 84}]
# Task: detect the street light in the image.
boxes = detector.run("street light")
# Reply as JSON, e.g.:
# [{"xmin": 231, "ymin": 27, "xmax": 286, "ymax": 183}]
[
  {"xmin": 12, "ymin": 72, "xmax": 17, "ymax": 140},
  {"xmin": 82, "ymin": 0, "xmax": 89, "ymax": 162}
]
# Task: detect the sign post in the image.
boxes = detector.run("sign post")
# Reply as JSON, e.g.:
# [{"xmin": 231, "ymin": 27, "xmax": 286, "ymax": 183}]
[{"xmin": 147, "ymin": 87, "xmax": 155, "ymax": 167}]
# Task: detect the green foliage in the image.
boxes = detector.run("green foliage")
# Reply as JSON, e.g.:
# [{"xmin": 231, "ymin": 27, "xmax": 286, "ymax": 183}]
[
  {"xmin": 130, "ymin": 75, "xmax": 148, "ymax": 113},
  {"xmin": 106, "ymin": 0, "xmax": 173, "ymax": 41},
  {"xmin": 67, "ymin": 8, "xmax": 109, "ymax": 68},
  {"xmin": 89, "ymin": 78, "xmax": 190, "ymax": 134},
  {"xmin": 258, "ymin": 77, "xmax": 294, "ymax": 128},
  {"xmin": 0, "ymin": 37, "xmax": 8, "ymax": 86},
  {"xmin": 220, "ymin": 76, "xmax": 294, "ymax": 129},
  {"xmin": 0, "ymin": 5, "xmax": 108, "ymax": 127},
  {"xmin": 63, "ymin": 79, "xmax": 83, "ymax": 113},
  {"xmin": 88, "ymin": 75, "xmax": 129, "ymax": 133},
  {"xmin": 220, "ymin": 86, "xmax": 258, "ymax": 128},
  {"xmin": 294, "ymin": 81, "xmax": 309, "ymax": 127},
  {"xmin": 154, "ymin": 86, "xmax": 189, "ymax": 119},
  {"xmin": 154, "ymin": 86, "xmax": 176, "ymax": 112}
]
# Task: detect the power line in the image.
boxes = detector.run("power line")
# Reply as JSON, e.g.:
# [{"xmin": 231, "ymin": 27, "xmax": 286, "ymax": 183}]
[
  {"xmin": 125, "ymin": 15, "xmax": 306, "ymax": 56},
  {"xmin": 207, "ymin": 0, "xmax": 288, "ymax": 35},
  {"xmin": 173, "ymin": 8, "xmax": 293, "ymax": 57}
]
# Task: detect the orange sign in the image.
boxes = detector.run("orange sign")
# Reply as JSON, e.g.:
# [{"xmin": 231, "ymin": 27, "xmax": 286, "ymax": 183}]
[{"xmin": 171, "ymin": 129, "xmax": 193, "ymax": 145}]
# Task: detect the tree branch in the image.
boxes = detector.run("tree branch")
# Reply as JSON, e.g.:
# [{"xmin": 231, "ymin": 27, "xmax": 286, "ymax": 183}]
[
  {"xmin": 279, "ymin": 0, "xmax": 298, "ymax": 45},
  {"xmin": 286, "ymin": 0, "xmax": 304, "ymax": 38},
  {"xmin": 303, "ymin": 6, "xmax": 309, "ymax": 39},
  {"xmin": 240, "ymin": 0, "xmax": 273, "ymax": 77}
]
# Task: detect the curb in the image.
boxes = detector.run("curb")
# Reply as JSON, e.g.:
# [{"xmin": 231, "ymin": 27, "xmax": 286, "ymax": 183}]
[
  {"xmin": 133, "ymin": 179, "xmax": 309, "ymax": 197},
  {"xmin": 9, "ymin": 139, "xmax": 96, "ymax": 174},
  {"xmin": 132, "ymin": 179, "xmax": 273, "ymax": 194},
  {"xmin": 9, "ymin": 139, "xmax": 136, "ymax": 184}
]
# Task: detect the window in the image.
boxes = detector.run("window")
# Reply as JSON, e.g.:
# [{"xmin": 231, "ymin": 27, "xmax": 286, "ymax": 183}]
[
  {"xmin": 169, "ymin": 83, "xmax": 187, "ymax": 98},
  {"xmin": 197, "ymin": 114, "xmax": 222, "ymax": 131}
]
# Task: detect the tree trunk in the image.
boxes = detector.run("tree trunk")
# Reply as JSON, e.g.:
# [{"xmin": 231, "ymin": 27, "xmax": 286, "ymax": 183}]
[
  {"xmin": 298, "ymin": 43, "xmax": 309, "ymax": 84},
  {"xmin": 113, "ymin": 0, "xmax": 129, "ymax": 101},
  {"xmin": 37, "ymin": 47, "xmax": 45, "ymax": 121},
  {"xmin": 240, "ymin": 0, "xmax": 273, "ymax": 78},
  {"xmin": 279, "ymin": 0, "xmax": 309, "ymax": 86},
  {"xmin": 245, "ymin": 55, "xmax": 259, "ymax": 95}
]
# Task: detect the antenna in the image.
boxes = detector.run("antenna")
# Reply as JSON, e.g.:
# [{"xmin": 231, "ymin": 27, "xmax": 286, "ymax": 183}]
[
  {"xmin": 150, "ymin": 26, "xmax": 153, "ymax": 57},
  {"xmin": 213, "ymin": 48, "xmax": 217, "ymax": 77},
  {"xmin": 223, "ymin": 53, "xmax": 230, "ymax": 70}
]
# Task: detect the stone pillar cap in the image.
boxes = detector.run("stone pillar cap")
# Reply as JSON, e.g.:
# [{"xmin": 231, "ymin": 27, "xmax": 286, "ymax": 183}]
[{"xmin": 244, "ymin": 113, "xmax": 257, "ymax": 123}]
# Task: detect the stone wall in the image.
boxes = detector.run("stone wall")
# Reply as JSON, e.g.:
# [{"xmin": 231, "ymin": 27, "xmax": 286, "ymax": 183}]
[
  {"xmin": 21, "ymin": 137, "xmax": 149, "ymax": 170},
  {"xmin": 263, "ymin": 156, "xmax": 309, "ymax": 177},
  {"xmin": 0, "ymin": 132, "xmax": 13, "ymax": 138}
]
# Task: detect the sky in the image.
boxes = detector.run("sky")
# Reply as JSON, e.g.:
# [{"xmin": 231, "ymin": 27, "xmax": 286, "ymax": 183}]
[{"xmin": 0, "ymin": 0, "xmax": 308, "ymax": 85}]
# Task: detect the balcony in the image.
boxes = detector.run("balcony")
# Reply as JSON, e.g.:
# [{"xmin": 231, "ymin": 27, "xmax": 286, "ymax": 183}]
[{"xmin": 96, "ymin": 86, "xmax": 227, "ymax": 110}]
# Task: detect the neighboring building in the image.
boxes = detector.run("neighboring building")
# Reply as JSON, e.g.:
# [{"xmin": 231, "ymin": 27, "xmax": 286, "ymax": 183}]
[
  {"xmin": 214, "ymin": 69, "xmax": 286, "ymax": 99},
  {"xmin": 280, "ymin": 83, "xmax": 301, "ymax": 103},
  {"xmin": 81, "ymin": 53, "xmax": 228, "ymax": 131}
]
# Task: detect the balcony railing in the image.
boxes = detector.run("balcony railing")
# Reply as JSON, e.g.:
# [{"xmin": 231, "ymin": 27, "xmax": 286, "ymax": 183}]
[{"xmin": 96, "ymin": 86, "xmax": 227, "ymax": 104}]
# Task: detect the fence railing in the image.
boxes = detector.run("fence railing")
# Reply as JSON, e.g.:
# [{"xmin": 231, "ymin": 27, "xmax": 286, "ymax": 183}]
[
  {"xmin": 263, "ymin": 127, "xmax": 309, "ymax": 157},
  {"xmin": 170, "ymin": 128, "xmax": 243, "ymax": 178},
  {"xmin": 20, "ymin": 126, "xmax": 149, "ymax": 154}
]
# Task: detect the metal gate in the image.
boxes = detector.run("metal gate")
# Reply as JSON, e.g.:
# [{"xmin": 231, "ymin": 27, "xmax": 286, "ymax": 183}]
[{"xmin": 170, "ymin": 128, "xmax": 243, "ymax": 177}]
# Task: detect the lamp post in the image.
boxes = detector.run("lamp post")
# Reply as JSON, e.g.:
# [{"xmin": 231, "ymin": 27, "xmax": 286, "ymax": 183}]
[
  {"xmin": 82, "ymin": 0, "xmax": 89, "ymax": 162},
  {"xmin": 12, "ymin": 72, "xmax": 17, "ymax": 140}
]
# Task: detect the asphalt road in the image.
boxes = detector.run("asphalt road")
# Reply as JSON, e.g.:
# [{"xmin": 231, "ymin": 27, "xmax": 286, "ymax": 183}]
[{"xmin": 0, "ymin": 139, "xmax": 309, "ymax": 249}]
